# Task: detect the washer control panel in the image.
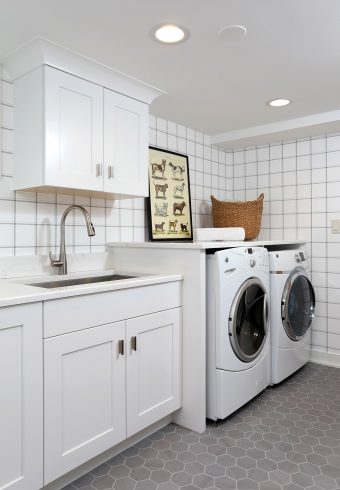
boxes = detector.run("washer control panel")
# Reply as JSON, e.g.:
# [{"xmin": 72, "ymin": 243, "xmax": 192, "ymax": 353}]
[
  {"xmin": 214, "ymin": 246, "xmax": 269, "ymax": 274},
  {"xmin": 295, "ymin": 251, "xmax": 306, "ymax": 263},
  {"xmin": 245, "ymin": 247, "xmax": 269, "ymax": 272}
]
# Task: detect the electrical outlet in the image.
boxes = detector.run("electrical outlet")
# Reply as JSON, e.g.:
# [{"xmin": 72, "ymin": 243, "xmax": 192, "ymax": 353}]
[{"xmin": 331, "ymin": 219, "xmax": 340, "ymax": 234}]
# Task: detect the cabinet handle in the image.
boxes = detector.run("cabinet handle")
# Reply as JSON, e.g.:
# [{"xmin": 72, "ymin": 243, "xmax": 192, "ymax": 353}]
[
  {"xmin": 118, "ymin": 339, "xmax": 124, "ymax": 356},
  {"xmin": 96, "ymin": 163, "xmax": 103, "ymax": 177},
  {"xmin": 108, "ymin": 165, "xmax": 114, "ymax": 179},
  {"xmin": 131, "ymin": 336, "xmax": 137, "ymax": 351}
]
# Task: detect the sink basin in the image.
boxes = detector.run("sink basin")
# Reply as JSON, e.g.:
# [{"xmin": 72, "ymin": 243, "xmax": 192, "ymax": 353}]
[{"xmin": 29, "ymin": 274, "xmax": 136, "ymax": 289}]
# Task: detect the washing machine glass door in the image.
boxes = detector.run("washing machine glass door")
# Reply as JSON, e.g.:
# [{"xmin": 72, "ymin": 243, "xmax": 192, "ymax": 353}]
[
  {"xmin": 282, "ymin": 268, "xmax": 315, "ymax": 341},
  {"xmin": 229, "ymin": 278, "xmax": 268, "ymax": 363}
]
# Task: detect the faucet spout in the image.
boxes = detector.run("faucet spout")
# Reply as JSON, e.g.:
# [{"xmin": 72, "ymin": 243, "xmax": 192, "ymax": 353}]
[{"xmin": 49, "ymin": 205, "xmax": 96, "ymax": 275}]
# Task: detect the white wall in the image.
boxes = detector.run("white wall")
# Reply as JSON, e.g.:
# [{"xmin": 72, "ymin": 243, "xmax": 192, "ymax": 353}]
[
  {"xmin": 231, "ymin": 137, "xmax": 340, "ymax": 356},
  {"xmin": 0, "ymin": 70, "xmax": 232, "ymax": 256}
]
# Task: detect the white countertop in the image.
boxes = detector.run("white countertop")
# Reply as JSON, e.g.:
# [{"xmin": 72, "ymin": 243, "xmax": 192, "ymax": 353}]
[
  {"xmin": 108, "ymin": 240, "xmax": 306, "ymax": 250},
  {"xmin": 0, "ymin": 241, "xmax": 304, "ymax": 307},
  {"xmin": 0, "ymin": 270, "xmax": 182, "ymax": 308}
]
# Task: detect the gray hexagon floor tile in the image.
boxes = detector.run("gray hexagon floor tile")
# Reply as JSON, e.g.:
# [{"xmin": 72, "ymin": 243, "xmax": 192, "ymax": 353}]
[
  {"xmin": 92, "ymin": 475, "xmax": 115, "ymax": 490},
  {"xmin": 64, "ymin": 363, "xmax": 340, "ymax": 490}
]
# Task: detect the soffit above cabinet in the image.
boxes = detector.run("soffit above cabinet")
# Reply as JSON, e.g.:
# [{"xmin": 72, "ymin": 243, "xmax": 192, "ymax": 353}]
[
  {"xmin": 211, "ymin": 110, "xmax": 340, "ymax": 150},
  {"xmin": 2, "ymin": 36, "xmax": 165, "ymax": 105}
]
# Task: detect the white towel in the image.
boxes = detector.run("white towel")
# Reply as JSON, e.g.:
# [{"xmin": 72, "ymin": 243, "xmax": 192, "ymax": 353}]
[{"xmin": 194, "ymin": 227, "xmax": 245, "ymax": 242}]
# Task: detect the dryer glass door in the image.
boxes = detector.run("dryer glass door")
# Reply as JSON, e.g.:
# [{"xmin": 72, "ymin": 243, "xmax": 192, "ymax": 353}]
[
  {"xmin": 282, "ymin": 269, "xmax": 315, "ymax": 341},
  {"xmin": 229, "ymin": 278, "xmax": 268, "ymax": 363}
]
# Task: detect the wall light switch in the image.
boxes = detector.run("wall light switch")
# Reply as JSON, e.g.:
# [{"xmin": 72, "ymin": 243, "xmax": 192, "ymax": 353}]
[{"xmin": 331, "ymin": 219, "xmax": 340, "ymax": 234}]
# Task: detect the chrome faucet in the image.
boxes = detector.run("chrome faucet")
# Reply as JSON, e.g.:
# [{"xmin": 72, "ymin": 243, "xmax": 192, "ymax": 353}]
[{"xmin": 49, "ymin": 205, "xmax": 95, "ymax": 275}]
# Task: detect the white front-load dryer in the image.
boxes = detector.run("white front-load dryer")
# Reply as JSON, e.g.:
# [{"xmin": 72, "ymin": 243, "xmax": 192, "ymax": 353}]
[
  {"xmin": 269, "ymin": 249, "xmax": 315, "ymax": 384},
  {"xmin": 206, "ymin": 247, "xmax": 270, "ymax": 421}
]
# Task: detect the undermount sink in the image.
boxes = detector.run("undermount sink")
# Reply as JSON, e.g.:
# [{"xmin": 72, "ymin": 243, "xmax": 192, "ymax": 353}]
[{"xmin": 29, "ymin": 274, "xmax": 136, "ymax": 289}]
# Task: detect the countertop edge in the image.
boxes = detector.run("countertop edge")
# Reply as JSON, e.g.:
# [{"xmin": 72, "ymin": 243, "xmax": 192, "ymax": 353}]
[{"xmin": 0, "ymin": 274, "xmax": 183, "ymax": 308}]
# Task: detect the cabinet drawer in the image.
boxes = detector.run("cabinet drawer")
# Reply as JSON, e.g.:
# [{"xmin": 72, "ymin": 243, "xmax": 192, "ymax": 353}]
[{"xmin": 44, "ymin": 281, "xmax": 181, "ymax": 337}]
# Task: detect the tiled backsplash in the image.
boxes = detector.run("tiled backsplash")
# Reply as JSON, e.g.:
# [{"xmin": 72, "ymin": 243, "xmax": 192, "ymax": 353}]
[
  {"xmin": 0, "ymin": 70, "xmax": 233, "ymax": 256},
  {"xmin": 231, "ymin": 136, "xmax": 340, "ymax": 356}
]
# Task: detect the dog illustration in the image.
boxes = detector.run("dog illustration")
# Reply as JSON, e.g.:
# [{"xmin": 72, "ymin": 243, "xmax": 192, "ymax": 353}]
[
  {"xmin": 173, "ymin": 201, "xmax": 186, "ymax": 216},
  {"xmin": 181, "ymin": 223, "xmax": 188, "ymax": 232},
  {"xmin": 150, "ymin": 159, "xmax": 166, "ymax": 180},
  {"xmin": 155, "ymin": 201, "xmax": 168, "ymax": 216},
  {"xmin": 153, "ymin": 181, "xmax": 168, "ymax": 199},
  {"xmin": 154, "ymin": 222, "xmax": 165, "ymax": 232},
  {"xmin": 169, "ymin": 162, "xmax": 185, "ymax": 180},
  {"xmin": 173, "ymin": 182, "xmax": 185, "ymax": 198},
  {"xmin": 169, "ymin": 220, "xmax": 178, "ymax": 232}
]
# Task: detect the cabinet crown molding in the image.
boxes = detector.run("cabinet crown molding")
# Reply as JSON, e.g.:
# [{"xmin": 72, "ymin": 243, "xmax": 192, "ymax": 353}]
[{"xmin": 2, "ymin": 36, "xmax": 166, "ymax": 105}]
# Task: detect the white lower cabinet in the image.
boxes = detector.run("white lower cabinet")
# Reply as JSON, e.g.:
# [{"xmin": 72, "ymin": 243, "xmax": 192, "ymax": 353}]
[
  {"xmin": 44, "ymin": 321, "xmax": 126, "ymax": 485},
  {"xmin": 127, "ymin": 309, "xmax": 181, "ymax": 437},
  {"xmin": 0, "ymin": 303, "xmax": 43, "ymax": 490},
  {"xmin": 43, "ymin": 290, "xmax": 182, "ymax": 485}
]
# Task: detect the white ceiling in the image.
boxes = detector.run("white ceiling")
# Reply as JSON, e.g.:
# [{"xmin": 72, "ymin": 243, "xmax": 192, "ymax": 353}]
[{"xmin": 1, "ymin": 0, "xmax": 340, "ymax": 135}]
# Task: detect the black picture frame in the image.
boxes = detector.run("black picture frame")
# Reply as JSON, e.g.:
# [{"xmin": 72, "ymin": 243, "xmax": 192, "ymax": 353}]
[{"xmin": 147, "ymin": 146, "xmax": 193, "ymax": 242}]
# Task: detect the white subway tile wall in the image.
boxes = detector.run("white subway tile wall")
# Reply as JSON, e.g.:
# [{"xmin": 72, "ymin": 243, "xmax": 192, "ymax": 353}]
[
  {"xmin": 233, "ymin": 137, "xmax": 340, "ymax": 356},
  {"xmin": 1, "ymin": 69, "xmax": 339, "ymax": 356},
  {"xmin": 0, "ymin": 72, "xmax": 233, "ymax": 256}
]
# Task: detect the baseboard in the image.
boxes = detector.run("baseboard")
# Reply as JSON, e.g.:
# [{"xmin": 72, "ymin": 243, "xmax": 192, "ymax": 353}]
[{"xmin": 310, "ymin": 348, "xmax": 340, "ymax": 368}]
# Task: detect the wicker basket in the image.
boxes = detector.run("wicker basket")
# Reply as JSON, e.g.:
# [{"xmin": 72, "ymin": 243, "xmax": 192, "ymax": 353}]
[{"xmin": 210, "ymin": 193, "xmax": 264, "ymax": 240}]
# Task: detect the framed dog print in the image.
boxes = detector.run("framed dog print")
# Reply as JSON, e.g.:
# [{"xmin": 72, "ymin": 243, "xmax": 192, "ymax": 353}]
[{"xmin": 148, "ymin": 146, "xmax": 193, "ymax": 241}]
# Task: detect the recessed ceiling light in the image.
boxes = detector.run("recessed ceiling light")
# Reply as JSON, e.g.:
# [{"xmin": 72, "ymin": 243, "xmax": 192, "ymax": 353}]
[
  {"xmin": 269, "ymin": 98, "xmax": 291, "ymax": 107},
  {"xmin": 217, "ymin": 25, "xmax": 247, "ymax": 41},
  {"xmin": 152, "ymin": 24, "xmax": 189, "ymax": 44}
]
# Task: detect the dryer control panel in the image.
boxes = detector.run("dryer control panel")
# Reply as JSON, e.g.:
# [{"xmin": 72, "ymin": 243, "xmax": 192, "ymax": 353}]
[{"xmin": 268, "ymin": 249, "xmax": 309, "ymax": 273}]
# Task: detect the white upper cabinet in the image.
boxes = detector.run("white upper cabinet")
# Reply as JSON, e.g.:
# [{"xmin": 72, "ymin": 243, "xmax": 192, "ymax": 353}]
[
  {"xmin": 3, "ymin": 37, "xmax": 164, "ymax": 197},
  {"xmin": 45, "ymin": 67, "xmax": 104, "ymax": 191},
  {"xmin": 104, "ymin": 90, "xmax": 148, "ymax": 196}
]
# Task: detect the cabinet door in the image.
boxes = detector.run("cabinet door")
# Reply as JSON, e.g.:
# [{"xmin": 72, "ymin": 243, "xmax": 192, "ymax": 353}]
[
  {"xmin": 44, "ymin": 322, "xmax": 126, "ymax": 484},
  {"xmin": 45, "ymin": 66, "xmax": 104, "ymax": 191},
  {"xmin": 104, "ymin": 89, "xmax": 148, "ymax": 196},
  {"xmin": 0, "ymin": 303, "xmax": 43, "ymax": 490},
  {"xmin": 126, "ymin": 308, "xmax": 182, "ymax": 437}
]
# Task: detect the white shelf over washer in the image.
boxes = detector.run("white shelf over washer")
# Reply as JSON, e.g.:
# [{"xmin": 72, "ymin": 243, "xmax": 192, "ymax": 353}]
[{"xmin": 108, "ymin": 239, "xmax": 305, "ymax": 250}]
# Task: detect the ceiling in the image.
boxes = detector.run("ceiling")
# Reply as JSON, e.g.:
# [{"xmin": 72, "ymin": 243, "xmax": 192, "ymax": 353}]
[{"xmin": 1, "ymin": 0, "xmax": 340, "ymax": 135}]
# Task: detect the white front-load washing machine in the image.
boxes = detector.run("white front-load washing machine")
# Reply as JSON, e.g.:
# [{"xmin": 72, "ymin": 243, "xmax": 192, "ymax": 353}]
[
  {"xmin": 269, "ymin": 249, "xmax": 315, "ymax": 384},
  {"xmin": 206, "ymin": 247, "xmax": 270, "ymax": 421}
]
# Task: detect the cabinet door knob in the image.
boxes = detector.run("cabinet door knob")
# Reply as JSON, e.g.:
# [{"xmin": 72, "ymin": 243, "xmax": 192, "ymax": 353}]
[
  {"xmin": 96, "ymin": 163, "xmax": 103, "ymax": 177},
  {"xmin": 131, "ymin": 336, "xmax": 137, "ymax": 351},
  {"xmin": 118, "ymin": 339, "xmax": 124, "ymax": 356}
]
